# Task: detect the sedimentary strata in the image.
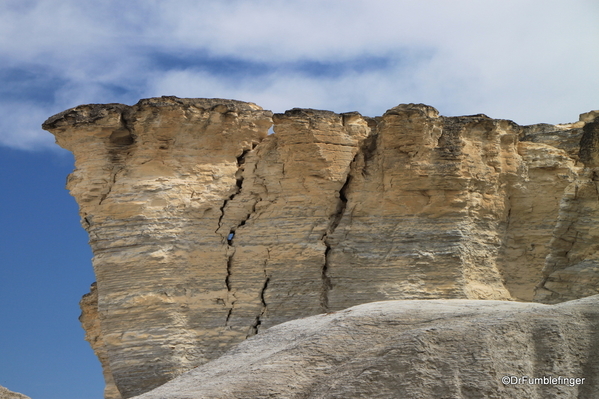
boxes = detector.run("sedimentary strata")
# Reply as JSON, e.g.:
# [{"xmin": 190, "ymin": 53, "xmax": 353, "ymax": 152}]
[{"xmin": 43, "ymin": 97, "xmax": 599, "ymax": 398}]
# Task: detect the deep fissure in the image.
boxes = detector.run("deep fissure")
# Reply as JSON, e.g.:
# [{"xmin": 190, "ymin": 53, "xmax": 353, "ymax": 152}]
[
  {"xmin": 219, "ymin": 148, "xmax": 254, "ymax": 327},
  {"xmin": 215, "ymin": 148, "xmax": 251, "ymax": 237},
  {"xmin": 247, "ymin": 273, "xmax": 270, "ymax": 338},
  {"xmin": 225, "ymin": 250, "xmax": 234, "ymax": 291},
  {"xmin": 320, "ymin": 169, "xmax": 353, "ymax": 311}
]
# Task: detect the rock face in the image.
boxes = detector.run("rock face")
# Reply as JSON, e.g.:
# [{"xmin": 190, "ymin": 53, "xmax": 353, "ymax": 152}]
[
  {"xmin": 534, "ymin": 114, "xmax": 599, "ymax": 303},
  {"xmin": 43, "ymin": 97, "xmax": 599, "ymax": 398},
  {"xmin": 131, "ymin": 295, "xmax": 599, "ymax": 399},
  {"xmin": 0, "ymin": 386, "xmax": 31, "ymax": 399},
  {"xmin": 80, "ymin": 283, "xmax": 121, "ymax": 399}
]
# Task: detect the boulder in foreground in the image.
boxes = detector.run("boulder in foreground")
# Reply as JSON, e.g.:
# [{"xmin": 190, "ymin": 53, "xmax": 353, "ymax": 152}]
[{"xmin": 132, "ymin": 296, "xmax": 599, "ymax": 399}]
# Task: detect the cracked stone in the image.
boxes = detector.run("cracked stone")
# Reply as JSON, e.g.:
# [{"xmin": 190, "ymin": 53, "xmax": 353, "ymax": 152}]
[{"xmin": 43, "ymin": 97, "xmax": 599, "ymax": 398}]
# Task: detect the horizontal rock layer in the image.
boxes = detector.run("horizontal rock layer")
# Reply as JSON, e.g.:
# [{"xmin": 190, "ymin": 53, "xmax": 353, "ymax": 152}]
[
  {"xmin": 131, "ymin": 295, "xmax": 599, "ymax": 399},
  {"xmin": 43, "ymin": 97, "xmax": 599, "ymax": 398}
]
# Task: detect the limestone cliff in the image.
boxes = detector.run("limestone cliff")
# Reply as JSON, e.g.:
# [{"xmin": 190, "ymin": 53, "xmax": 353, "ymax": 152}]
[
  {"xmin": 43, "ymin": 97, "xmax": 599, "ymax": 398},
  {"xmin": 534, "ymin": 112, "xmax": 599, "ymax": 303},
  {"xmin": 79, "ymin": 283, "xmax": 121, "ymax": 399},
  {"xmin": 131, "ymin": 296, "xmax": 599, "ymax": 399}
]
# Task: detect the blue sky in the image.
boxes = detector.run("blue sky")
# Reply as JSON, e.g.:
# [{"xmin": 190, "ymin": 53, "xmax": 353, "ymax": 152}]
[{"xmin": 0, "ymin": 1, "xmax": 598, "ymax": 398}]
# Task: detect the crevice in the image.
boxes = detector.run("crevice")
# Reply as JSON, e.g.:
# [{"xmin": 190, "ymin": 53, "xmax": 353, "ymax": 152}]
[
  {"xmin": 247, "ymin": 270, "xmax": 270, "ymax": 338},
  {"xmin": 539, "ymin": 216, "xmax": 579, "ymax": 292},
  {"xmin": 220, "ymin": 147, "xmax": 258, "ymax": 328},
  {"xmin": 98, "ymin": 166, "xmax": 124, "ymax": 205},
  {"xmin": 223, "ymin": 245, "xmax": 237, "ymax": 328},
  {"xmin": 215, "ymin": 149, "xmax": 251, "ymax": 237},
  {"xmin": 225, "ymin": 248, "xmax": 234, "ymax": 291},
  {"xmin": 319, "ymin": 164, "xmax": 353, "ymax": 312},
  {"xmin": 360, "ymin": 132, "xmax": 379, "ymax": 177},
  {"xmin": 563, "ymin": 231, "xmax": 579, "ymax": 261},
  {"xmin": 215, "ymin": 197, "xmax": 230, "ymax": 235},
  {"xmin": 321, "ymin": 247, "xmax": 333, "ymax": 311}
]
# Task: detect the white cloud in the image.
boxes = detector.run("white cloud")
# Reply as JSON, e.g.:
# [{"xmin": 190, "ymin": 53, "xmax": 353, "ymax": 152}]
[
  {"xmin": 1, "ymin": 0, "xmax": 598, "ymax": 150},
  {"xmin": 0, "ymin": 102, "xmax": 59, "ymax": 150}
]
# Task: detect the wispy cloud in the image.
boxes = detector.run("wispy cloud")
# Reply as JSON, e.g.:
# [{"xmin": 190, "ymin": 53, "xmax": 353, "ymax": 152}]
[{"xmin": 1, "ymin": 0, "xmax": 598, "ymax": 150}]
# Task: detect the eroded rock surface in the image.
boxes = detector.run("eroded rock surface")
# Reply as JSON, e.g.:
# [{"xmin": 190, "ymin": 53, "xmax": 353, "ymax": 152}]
[
  {"xmin": 43, "ymin": 97, "xmax": 599, "ymax": 398},
  {"xmin": 0, "ymin": 386, "xmax": 30, "ymax": 399},
  {"xmin": 535, "ymin": 116, "xmax": 599, "ymax": 303},
  {"xmin": 80, "ymin": 283, "xmax": 121, "ymax": 399},
  {"xmin": 131, "ymin": 296, "xmax": 599, "ymax": 399}
]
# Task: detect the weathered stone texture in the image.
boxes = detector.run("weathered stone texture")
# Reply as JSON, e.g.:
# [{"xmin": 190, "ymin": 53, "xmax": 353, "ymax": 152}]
[
  {"xmin": 0, "ymin": 386, "xmax": 30, "ymax": 399},
  {"xmin": 80, "ymin": 283, "xmax": 121, "ymax": 399},
  {"xmin": 131, "ymin": 296, "xmax": 599, "ymax": 399},
  {"xmin": 497, "ymin": 142, "xmax": 579, "ymax": 300},
  {"xmin": 327, "ymin": 106, "xmax": 517, "ymax": 304},
  {"xmin": 45, "ymin": 97, "xmax": 273, "ymax": 398},
  {"xmin": 534, "ymin": 114, "xmax": 599, "ymax": 303},
  {"xmin": 43, "ymin": 97, "xmax": 599, "ymax": 397}
]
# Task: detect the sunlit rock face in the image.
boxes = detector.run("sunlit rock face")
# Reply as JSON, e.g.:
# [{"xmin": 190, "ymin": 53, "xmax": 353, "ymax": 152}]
[{"xmin": 43, "ymin": 97, "xmax": 598, "ymax": 398}]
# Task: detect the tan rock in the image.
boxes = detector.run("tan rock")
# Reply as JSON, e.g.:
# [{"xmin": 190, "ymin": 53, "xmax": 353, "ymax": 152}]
[
  {"xmin": 535, "ymin": 114, "xmax": 599, "ymax": 302},
  {"xmin": 327, "ymin": 106, "xmax": 517, "ymax": 304},
  {"xmin": 42, "ymin": 97, "xmax": 599, "ymax": 397},
  {"xmin": 580, "ymin": 110, "xmax": 599, "ymax": 123},
  {"xmin": 497, "ymin": 141, "xmax": 579, "ymax": 300},
  {"xmin": 44, "ymin": 97, "xmax": 273, "ymax": 397},
  {"xmin": 131, "ymin": 296, "xmax": 599, "ymax": 399},
  {"xmin": 0, "ymin": 386, "xmax": 30, "ymax": 399},
  {"xmin": 80, "ymin": 283, "xmax": 122, "ymax": 399}
]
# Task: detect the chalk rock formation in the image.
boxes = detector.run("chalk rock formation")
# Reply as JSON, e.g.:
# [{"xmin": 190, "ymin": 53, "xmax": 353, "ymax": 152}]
[
  {"xmin": 43, "ymin": 97, "xmax": 599, "ymax": 398},
  {"xmin": 131, "ymin": 295, "xmax": 599, "ymax": 399},
  {"xmin": 80, "ymin": 283, "xmax": 121, "ymax": 399},
  {"xmin": 0, "ymin": 386, "xmax": 30, "ymax": 399},
  {"xmin": 534, "ymin": 113, "xmax": 599, "ymax": 303}
]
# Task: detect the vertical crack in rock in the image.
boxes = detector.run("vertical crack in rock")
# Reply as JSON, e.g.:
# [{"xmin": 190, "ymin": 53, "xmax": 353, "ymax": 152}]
[
  {"xmin": 247, "ymin": 249, "xmax": 270, "ymax": 337},
  {"xmin": 224, "ymin": 308, "xmax": 232, "ymax": 324},
  {"xmin": 247, "ymin": 267, "xmax": 270, "ymax": 338},
  {"xmin": 317, "ymin": 126, "xmax": 374, "ymax": 312},
  {"xmin": 43, "ymin": 98, "xmax": 276, "ymax": 398},
  {"xmin": 98, "ymin": 166, "xmax": 123, "ymax": 205},
  {"xmin": 319, "ymin": 163, "xmax": 354, "ymax": 312},
  {"xmin": 320, "ymin": 247, "xmax": 334, "ymax": 312},
  {"xmin": 223, "ymin": 244, "xmax": 239, "ymax": 326},
  {"xmin": 44, "ymin": 97, "xmax": 599, "ymax": 398},
  {"xmin": 225, "ymin": 249, "xmax": 234, "ymax": 292},
  {"xmin": 505, "ymin": 199, "xmax": 512, "ymax": 231},
  {"xmin": 220, "ymin": 143, "xmax": 265, "ymax": 328},
  {"xmin": 216, "ymin": 149, "xmax": 251, "ymax": 236},
  {"xmin": 360, "ymin": 130, "xmax": 379, "ymax": 177},
  {"xmin": 535, "ymin": 181, "xmax": 582, "ymax": 300},
  {"xmin": 220, "ymin": 149, "xmax": 253, "ymax": 326}
]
